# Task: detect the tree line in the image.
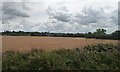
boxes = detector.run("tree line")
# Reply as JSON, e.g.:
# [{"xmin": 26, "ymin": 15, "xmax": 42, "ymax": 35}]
[{"xmin": 1, "ymin": 29, "xmax": 120, "ymax": 40}]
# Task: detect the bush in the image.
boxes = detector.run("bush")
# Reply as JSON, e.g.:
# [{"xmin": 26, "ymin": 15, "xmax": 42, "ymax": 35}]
[{"xmin": 2, "ymin": 43, "xmax": 120, "ymax": 70}]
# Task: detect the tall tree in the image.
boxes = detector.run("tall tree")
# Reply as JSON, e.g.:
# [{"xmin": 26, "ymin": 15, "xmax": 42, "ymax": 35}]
[{"xmin": 94, "ymin": 29, "xmax": 106, "ymax": 39}]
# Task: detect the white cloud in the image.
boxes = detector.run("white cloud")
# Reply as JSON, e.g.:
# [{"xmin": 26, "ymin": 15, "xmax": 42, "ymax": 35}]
[
  {"xmin": 2, "ymin": 0, "xmax": 119, "ymax": 2},
  {"xmin": 2, "ymin": 1, "xmax": 118, "ymax": 33},
  {"xmin": 2, "ymin": 2, "xmax": 29, "ymax": 23},
  {"xmin": 46, "ymin": 6, "xmax": 72, "ymax": 22}
]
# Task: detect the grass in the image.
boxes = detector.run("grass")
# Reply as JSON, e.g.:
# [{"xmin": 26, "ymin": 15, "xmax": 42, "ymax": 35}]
[{"xmin": 2, "ymin": 43, "xmax": 120, "ymax": 70}]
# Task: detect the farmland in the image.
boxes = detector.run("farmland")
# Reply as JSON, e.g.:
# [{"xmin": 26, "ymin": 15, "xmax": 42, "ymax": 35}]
[
  {"xmin": 2, "ymin": 36, "xmax": 118, "ymax": 52},
  {"xmin": 2, "ymin": 36, "xmax": 120, "ymax": 70}
]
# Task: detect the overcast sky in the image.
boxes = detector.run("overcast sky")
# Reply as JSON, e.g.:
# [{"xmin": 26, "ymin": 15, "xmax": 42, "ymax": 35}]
[{"xmin": 1, "ymin": 0, "xmax": 119, "ymax": 33}]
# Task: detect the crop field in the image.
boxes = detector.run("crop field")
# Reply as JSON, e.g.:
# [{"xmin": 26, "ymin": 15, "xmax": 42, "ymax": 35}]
[
  {"xmin": 2, "ymin": 36, "xmax": 120, "ymax": 70},
  {"xmin": 2, "ymin": 36, "xmax": 118, "ymax": 52}
]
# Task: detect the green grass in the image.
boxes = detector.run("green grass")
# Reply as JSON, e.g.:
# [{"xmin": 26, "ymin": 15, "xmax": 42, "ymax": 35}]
[{"xmin": 2, "ymin": 43, "xmax": 120, "ymax": 70}]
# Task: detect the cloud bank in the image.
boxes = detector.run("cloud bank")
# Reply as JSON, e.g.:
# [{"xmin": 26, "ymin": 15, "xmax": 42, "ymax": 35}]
[{"xmin": 1, "ymin": 1, "xmax": 118, "ymax": 33}]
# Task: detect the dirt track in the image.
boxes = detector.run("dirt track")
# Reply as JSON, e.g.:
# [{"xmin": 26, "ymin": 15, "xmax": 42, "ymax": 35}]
[{"xmin": 2, "ymin": 36, "xmax": 118, "ymax": 52}]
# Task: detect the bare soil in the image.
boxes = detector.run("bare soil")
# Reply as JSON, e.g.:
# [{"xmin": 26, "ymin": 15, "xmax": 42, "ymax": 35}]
[{"xmin": 2, "ymin": 36, "xmax": 118, "ymax": 52}]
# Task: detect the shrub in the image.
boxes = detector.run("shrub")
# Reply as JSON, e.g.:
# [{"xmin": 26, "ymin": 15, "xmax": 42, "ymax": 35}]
[{"xmin": 2, "ymin": 43, "xmax": 120, "ymax": 70}]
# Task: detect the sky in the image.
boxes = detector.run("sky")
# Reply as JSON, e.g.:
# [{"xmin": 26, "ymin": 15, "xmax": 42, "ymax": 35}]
[{"xmin": 1, "ymin": 0, "xmax": 119, "ymax": 33}]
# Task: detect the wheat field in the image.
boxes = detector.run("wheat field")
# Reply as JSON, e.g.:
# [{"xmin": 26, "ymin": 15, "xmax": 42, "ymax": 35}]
[{"xmin": 2, "ymin": 36, "xmax": 118, "ymax": 52}]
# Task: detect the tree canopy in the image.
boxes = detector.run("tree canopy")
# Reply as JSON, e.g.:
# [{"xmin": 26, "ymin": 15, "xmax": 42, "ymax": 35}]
[{"xmin": 1, "ymin": 29, "xmax": 120, "ymax": 40}]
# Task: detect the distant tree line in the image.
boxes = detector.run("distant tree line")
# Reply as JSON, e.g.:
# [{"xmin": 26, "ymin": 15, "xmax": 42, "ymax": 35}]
[
  {"xmin": 1, "ymin": 29, "xmax": 120, "ymax": 40},
  {"xmin": 85, "ymin": 29, "xmax": 120, "ymax": 40}
]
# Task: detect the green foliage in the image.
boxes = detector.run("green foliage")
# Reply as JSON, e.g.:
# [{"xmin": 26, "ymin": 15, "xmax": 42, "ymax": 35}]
[
  {"xmin": 85, "ymin": 29, "xmax": 120, "ymax": 40},
  {"xmin": 2, "ymin": 43, "xmax": 120, "ymax": 70},
  {"xmin": 111, "ymin": 30, "xmax": 120, "ymax": 40},
  {"xmin": 2, "ymin": 29, "xmax": 120, "ymax": 40}
]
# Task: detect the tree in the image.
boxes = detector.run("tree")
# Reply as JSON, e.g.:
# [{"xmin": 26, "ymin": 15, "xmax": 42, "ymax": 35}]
[
  {"xmin": 85, "ymin": 32, "xmax": 94, "ymax": 38},
  {"xmin": 111, "ymin": 30, "xmax": 120, "ymax": 40},
  {"xmin": 94, "ymin": 29, "xmax": 106, "ymax": 39}
]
